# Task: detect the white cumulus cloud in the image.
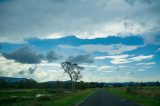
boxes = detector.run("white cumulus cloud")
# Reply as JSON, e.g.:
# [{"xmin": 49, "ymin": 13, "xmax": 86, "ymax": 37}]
[
  {"xmin": 97, "ymin": 66, "xmax": 116, "ymax": 72},
  {"xmin": 136, "ymin": 62, "xmax": 156, "ymax": 65},
  {"xmin": 130, "ymin": 55, "xmax": 154, "ymax": 61}
]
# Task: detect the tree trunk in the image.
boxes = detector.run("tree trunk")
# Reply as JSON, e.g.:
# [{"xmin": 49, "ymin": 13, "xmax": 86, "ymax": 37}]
[
  {"xmin": 73, "ymin": 81, "xmax": 76, "ymax": 90},
  {"xmin": 71, "ymin": 78, "xmax": 74, "ymax": 90},
  {"xmin": 72, "ymin": 81, "xmax": 74, "ymax": 90}
]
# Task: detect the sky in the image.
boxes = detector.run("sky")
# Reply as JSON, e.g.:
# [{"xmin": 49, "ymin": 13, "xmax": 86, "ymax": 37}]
[{"xmin": 0, "ymin": 0, "xmax": 160, "ymax": 82}]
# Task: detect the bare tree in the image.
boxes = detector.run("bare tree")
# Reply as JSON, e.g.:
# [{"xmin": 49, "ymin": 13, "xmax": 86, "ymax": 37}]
[
  {"xmin": 73, "ymin": 66, "xmax": 84, "ymax": 84},
  {"xmin": 61, "ymin": 61, "xmax": 84, "ymax": 90}
]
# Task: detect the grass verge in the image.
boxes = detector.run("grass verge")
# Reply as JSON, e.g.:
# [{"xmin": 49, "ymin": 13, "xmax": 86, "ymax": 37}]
[
  {"xmin": 0, "ymin": 89, "xmax": 95, "ymax": 106},
  {"xmin": 44, "ymin": 89, "xmax": 95, "ymax": 106},
  {"xmin": 106, "ymin": 87, "xmax": 160, "ymax": 106}
]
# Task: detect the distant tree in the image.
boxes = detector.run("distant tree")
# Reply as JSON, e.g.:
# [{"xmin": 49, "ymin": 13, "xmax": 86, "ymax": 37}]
[
  {"xmin": 0, "ymin": 79, "xmax": 7, "ymax": 89},
  {"xmin": 61, "ymin": 61, "xmax": 84, "ymax": 90},
  {"xmin": 155, "ymin": 81, "xmax": 160, "ymax": 86}
]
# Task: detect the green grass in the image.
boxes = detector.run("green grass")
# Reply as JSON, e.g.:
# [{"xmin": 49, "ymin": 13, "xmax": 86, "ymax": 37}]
[
  {"xmin": 45, "ymin": 89, "xmax": 95, "ymax": 106},
  {"xmin": 0, "ymin": 89, "xmax": 48, "ymax": 98},
  {"xmin": 106, "ymin": 86, "xmax": 160, "ymax": 106},
  {"xmin": 142, "ymin": 86, "xmax": 160, "ymax": 90},
  {"xmin": 0, "ymin": 89, "xmax": 95, "ymax": 106}
]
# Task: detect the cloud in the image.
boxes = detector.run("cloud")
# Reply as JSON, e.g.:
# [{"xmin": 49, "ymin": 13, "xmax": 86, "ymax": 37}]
[
  {"xmin": 0, "ymin": 0, "xmax": 160, "ymax": 43},
  {"xmin": 97, "ymin": 65, "xmax": 129, "ymax": 72},
  {"xmin": 95, "ymin": 54, "xmax": 129, "ymax": 60},
  {"xmin": 0, "ymin": 55, "xmax": 32, "ymax": 77},
  {"xmin": 58, "ymin": 44, "xmax": 141, "ymax": 55},
  {"xmin": 38, "ymin": 61, "xmax": 61, "ymax": 68},
  {"xmin": 0, "ymin": 54, "xmax": 158, "ymax": 82},
  {"xmin": 2, "ymin": 46, "xmax": 42, "ymax": 64},
  {"xmin": 111, "ymin": 58, "xmax": 131, "ymax": 64},
  {"xmin": 81, "ymin": 64, "xmax": 98, "ymax": 68},
  {"xmin": 81, "ymin": 44, "xmax": 141, "ymax": 55},
  {"xmin": 126, "ymin": 71, "xmax": 135, "ymax": 75},
  {"xmin": 97, "ymin": 66, "xmax": 116, "ymax": 72},
  {"xmin": 112, "ymin": 55, "xmax": 154, "ymax": 64},
  {"xmin": 138, "ymin": 69, "xmax": 146, "ymax": 72},
  {"xmin": 66, "ymin": 54, "xmax": 94, "ymax": 64},
  {"xmin": 95, "ymin": 54, "xmax": 132, "ymax": 64},
  {"xmin": 125, "ymin": 0, "xmax": 156, "ymax": 6},
  {"xmin": 19, "ymin": 66, "xmax": 37, "ymax": 75},
  {"xmin": 95, "ymin": 54, "xmax": 131, "ymax": 64},
  {"xmin": 46, "ymin": 50, "xmax": 62, "ymax": 62},
  {"xmin": 130, "ymin": 55, "xmax": 154, "ymax": 61},
  {"xmin": 28, "ymin": 66, "xmax": 37, "ymax": 74},
  {"xmin": 136, "ymin": 62, "xmax": 156, "ymax": 65},
  {"xmin": 0, "ymin": 55, "xmax": 68, "ymax": 82},
  {"xmin": 2, "ymin": 47, "xmax": 62, "ymax": 64},
  {"xmin": 59, "ymin": 44, "xmax": 154, "ymax": 65},
  {"xmin": 96, "ymin": 54, "xmax": 154, "ymax": 64}
]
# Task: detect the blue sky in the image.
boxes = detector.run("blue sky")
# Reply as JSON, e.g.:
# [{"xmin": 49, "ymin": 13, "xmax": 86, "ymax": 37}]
[{"xmin": 0, "ymin": 0, "xmax": 160, "ymax": 82}]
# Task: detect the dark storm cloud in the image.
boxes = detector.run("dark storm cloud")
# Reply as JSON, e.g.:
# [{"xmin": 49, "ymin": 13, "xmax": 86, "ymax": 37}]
[
  {"xmin": 2, "ymin": 46, "xmax": 42, "ymax": 64},
  {"xmin": 66, "ymin": 54, "xmax": 94, "ymax": 64},
  {"xmin": 46, "ymin": 50, "xmax": 62, "ymax": 62},
  {"xmin": 2, "ymin": 46, "xmax": 62, "ymax": 64}
]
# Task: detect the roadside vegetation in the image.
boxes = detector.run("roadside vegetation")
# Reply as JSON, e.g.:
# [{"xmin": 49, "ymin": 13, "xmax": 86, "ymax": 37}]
[
  {"xmin": 44, "ymin": 88, "xmax": 94, "ymax": 106},
  {"xmin": 0, "ymin": 88, "xmax": 95, "ymax": 106},
  {"xmin": 106, "ymin": 86, "xmax": 160, "ymax": 106}
]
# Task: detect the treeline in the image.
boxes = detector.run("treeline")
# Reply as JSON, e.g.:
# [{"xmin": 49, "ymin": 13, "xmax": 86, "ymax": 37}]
[
  {"xmin": 106, "ymin": 81, "xmax": 160, "ymax": 87},
  {"xmin": 0, "ymin": 79, "xmax": 105, "ymax": 89},
  {"xmin": 0, "ymin": 77, "xmax": 160, "ymax": 89},
  {"xmin": 40, "ymin": 81, "xmax": 105, "ymax": 89}
]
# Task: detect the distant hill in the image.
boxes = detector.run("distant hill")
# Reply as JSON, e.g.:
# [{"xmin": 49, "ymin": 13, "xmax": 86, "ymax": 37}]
[
  {"xmin": 0, "ymin": 76, "xmax": 38, "ymax": 88},
  {"xmin": 0, "ymin": 76, "xmax": 36, "ymax": 83}
]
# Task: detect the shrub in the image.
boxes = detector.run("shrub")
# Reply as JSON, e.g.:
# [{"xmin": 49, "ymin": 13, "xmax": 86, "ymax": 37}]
[
  {"xmin": 152, "ymin": 93, "xmax": 160, "ymax": 99},
  {"xmin": 0, "ymin": 96, "xmax": 20, "ymax": 103},
  {"xmin": 29, "ymin": 101, "xmax": 43, "ymax": 106},
  {"xmin": 36, "ymin": 96, "xmax": 50, "ymax": 101},
  {"xmin": 126, "ymin": 87, "xmax": 134, "ymax": 94}
]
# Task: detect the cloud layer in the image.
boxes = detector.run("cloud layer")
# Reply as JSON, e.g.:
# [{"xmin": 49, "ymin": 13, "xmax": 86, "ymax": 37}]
[{"xmin": 0, "ymin": 0, "xmax": 160, "ymax": 43}]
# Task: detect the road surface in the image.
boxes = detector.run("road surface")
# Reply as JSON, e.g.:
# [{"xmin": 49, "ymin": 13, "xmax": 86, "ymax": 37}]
[{"xmin": 79, "ymin": 89, "xmax": 140, "ymax": 106}]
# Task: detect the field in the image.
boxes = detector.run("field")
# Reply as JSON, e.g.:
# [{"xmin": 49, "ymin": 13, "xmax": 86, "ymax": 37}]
[
  {"xmin": 0, "ymin": 89, "xmax": 95, "ymax": 106},
  {"xmin": 1, "ymin": 86, "xmax": 160, "ymax": 106},
  {"xmin": 106, "ymin": 86, "xmax": 160, "ymax": 106}
]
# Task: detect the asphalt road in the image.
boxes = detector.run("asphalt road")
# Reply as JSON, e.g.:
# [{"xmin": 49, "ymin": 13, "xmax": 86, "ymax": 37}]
[{"xmin": 79, "ymin": 89, "xmax": 140, "ymax": 106}]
